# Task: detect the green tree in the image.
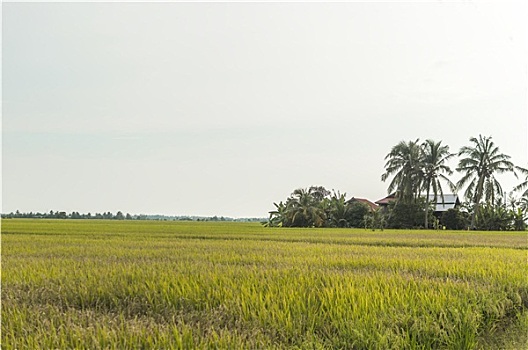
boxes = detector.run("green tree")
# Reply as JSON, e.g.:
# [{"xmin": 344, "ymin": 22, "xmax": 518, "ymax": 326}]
[
  {"xmin": 325, "ymin": 192, "xmax": 351, "ymax": 228},
  {"xmin": 308, "ymin": 186, "xmax": 331, "ymax": 202},
  {"xmin": 348, "ymin": 202, "xmax": 370, "ymax": 228},
  {"xmin": 287, "ymin": 188, "xmax": 326, "ymax": 227},
  {"xmin": 513, "ymin": 165, "xmax": 528, "ymax": 198},
  {"xmin": 381, "ymin": 139, "xmax": 423, "ymax": 204},
  {"xmin": 440, "ymin": 208, "xmax": 468, "ymax": 230},
  {"xmin": 364, "ymin": 209, "xmax": 386, "ymax": 231},
  {"xmin": 266, "ymin": 201, "xmax": 289, "ymax": 227},
  {"xmin": 456, "ymin": 135, "xmax": 516, "ymax": 229},
  {"xmin": 474, "ymin": 203, "xmax": 513, "ymax": 231},
  {"xmin": 421, "ymin": 139, "xmax": 455, "ymax": 229},
  {"xmin": 386, "ymin": 198, "xmax": 429, "ymax": 229},
  {"xmin": 511, "ymin": 208, "xmax": 526, "ymax": 231},
  {"xmin": 265, "ymin": 186, "xmax": 331, "ymax": 228}
]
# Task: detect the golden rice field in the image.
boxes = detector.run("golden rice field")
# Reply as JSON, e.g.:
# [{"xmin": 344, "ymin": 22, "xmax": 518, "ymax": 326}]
[{"xmin": 2, "ymin": 219, "xmax": 527, "ymax": 349}]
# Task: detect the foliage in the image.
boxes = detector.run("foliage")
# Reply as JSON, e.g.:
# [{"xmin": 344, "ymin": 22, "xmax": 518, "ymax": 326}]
[
  {"xmin": 385, "ymin": 198, "xmax": 429, "ymax": 229},
  {"xmin": 363, "ymin": 208, "xmax": 386, "ymax": 231},
  {"xmin": 440, "ymin": 208, "xmax": 469, "ymax": 230},
  {"xmin": 2, "ymin": 220, "xmax": 528, "ymax": 348},
  {"xmin": 379, "ymin": 135, "xmax": 523, "ymax": 230},
  {"xmin": 347, "ymin": 201, "xmax": 370, "ymax": 228},
  {"xmin": 471, "ymin": 200, "xmax": 527, "ymax": 231},
  {"xmin": 324, "ymin": 192, "xmax": 352, "ymax": 228},
  {"xmin": 512, "ymin": 208, "xmax": 527, "ymax": 231},
  {"xmin": 474, "ymin": 204, "xmax": 514, "ymax": 231},
  {"xmin": 381, "ymin": 139, "xmax": 423, "ymax": 203},
  {"xmin": 457, "ymin": 135, "xmax": 516, "ymax": 229},
  {"xmin": 421, "ymin": 139, "xmax": 455, "ymax": 229},
  {"xmin": 266, "ymin": 186, "xmax": 374, "ymax": 228},
  {"xmin": 286, "ymin": 188, "xmax": 327, "ymax": 227},
  {"xmin": 513, "ymin": 165, "xmax": 528, "ymax": 198},
  {"xmin": 381, "ymin": 139, "xmax": 455, "ymax": 229}
]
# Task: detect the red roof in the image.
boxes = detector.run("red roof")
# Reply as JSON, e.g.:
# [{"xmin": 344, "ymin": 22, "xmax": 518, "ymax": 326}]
[
  {"xmin": 348, "ymin": 197, "xmax": 379, "ymax": 211},
  {"xmin": 375, "ymin": 193, "xmax": 397, "ymax": 206}
]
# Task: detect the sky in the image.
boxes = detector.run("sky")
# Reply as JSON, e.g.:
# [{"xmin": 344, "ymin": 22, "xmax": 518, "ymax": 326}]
[{"xmin": 2, "ymin": 1, "xmax": 527, "ymax": 218}]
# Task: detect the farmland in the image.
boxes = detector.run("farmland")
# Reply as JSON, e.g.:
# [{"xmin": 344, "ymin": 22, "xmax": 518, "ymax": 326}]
[{"xmin": 2, "ymin": 220, "xmax": 527, "ymax": 349}]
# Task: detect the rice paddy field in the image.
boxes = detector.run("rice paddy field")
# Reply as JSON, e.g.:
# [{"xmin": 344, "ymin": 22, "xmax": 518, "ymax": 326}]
[{"xmin": 2, "ymin": 219, "xmax": 527, "ymax": 349}]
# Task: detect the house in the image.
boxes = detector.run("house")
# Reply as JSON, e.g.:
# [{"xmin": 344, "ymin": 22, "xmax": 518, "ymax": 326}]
[
  {"xmin": 375, "ymin": 193, "xmax": 397, "ymax": 209},
  {"xmin": 374, "ymin": 193, "xmax": 460, "ymax": 215},
  {"xmin": 427, "ymin": 194, "xmax": 460, "ymax": 214},
  {"xmin": 347, "ymin": 197, "xmax": 378, "ymax": 211}
]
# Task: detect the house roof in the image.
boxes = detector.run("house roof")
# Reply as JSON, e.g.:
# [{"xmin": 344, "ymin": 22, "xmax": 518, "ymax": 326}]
[
  {"xmin": 427, "ymin": 194, "xmax": 460, "ymax": 212},
  {"xmin": 375, "ymin": 193, "xmax": 460, "ymax": 212},
  {"xmin": 347, "ymin": 197, "xmax": 378, "ymax": 211},
  {"xmin": 426, "ymin": 194, "xmax": 459, "ymax": 204},
  {"xmin": 375, "ymin": 193, "xmax": 397, "ymax": 205}
]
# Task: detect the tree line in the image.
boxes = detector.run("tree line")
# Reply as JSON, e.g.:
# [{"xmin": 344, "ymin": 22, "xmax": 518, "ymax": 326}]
[
  {"xmin": 1, "ymin": 211, "xmax": 265, "ymax": 222},
  {"xmin": 266, "ymin": 135, "xmax": 528, "ymax": 230},
  {"xmin": 2, "ymin": 210, "xmax": 136, "ymax": 220}
]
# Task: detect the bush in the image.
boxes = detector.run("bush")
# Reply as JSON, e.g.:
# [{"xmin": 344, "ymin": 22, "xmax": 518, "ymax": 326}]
[
  {"xmin": 386, "ymin": 199, "xmax": 428, "ymax": 229},
  {"xmin": 441, "ymin": 209, "xmax": 468, "ymax": 230},
  {"xmin": 348, "ymin": 202, "xmax": 370, "ymax": 228}
]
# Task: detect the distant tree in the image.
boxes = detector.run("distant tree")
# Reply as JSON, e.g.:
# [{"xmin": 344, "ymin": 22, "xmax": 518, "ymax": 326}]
[
  {"xmin": 325, "ymin": 192, "xmax": 351, "ymax": 228},
  {"xmin": 421, "ymin": 139, "xmax": 455, "ymax": 229},
  {"xmin": 267, "ymin": 201, "xmax": 294, "ymax": 227},
  {"xmin": 287, "ymin": 188, "xmax": 326, "ymax": 227},
  {"xmin": 511, "ymin": 208, "xmax": 527, "ymax": 231},
  {"xmin": 115, "ymin": 211, "xmax": 125, "ymax": 220},
  {"xmin": 364, "ymin": 209, "xmax": 386, "ymax": 231},
  {"xmin": 265, "ymin": 186, "xmax": 330, "ymax": 228},
  {"xmin": 457, "ymin": 135, "xmax": 516, "ymax": 229},
  {"xmin": 386, "ymin": 198, "xmax": 429, "ymax": 229},
  {"xmin": 308, "ymin": 186, "xmax": 332, "ymax": 202},
  {"xmin": 440, "ymin": 209, "xmax": 468, "ymax": 230},
  {"xmin": 513, "ymin": 165, "xmax": 528, "ymax": 198},
  {"xmin": 348, "ymin": 202, "xmax": 370, "ymax": 228},
  {"xmin": 381, "ymin": 139, "xmax": 423, "ymax": 204},
  {"xmin": 474, "ymin": 203, "xmax": 513, "ymax": 231},
  {"xmin": 126, "ymin": 213, "xmax": 132, "ymax": 220}
]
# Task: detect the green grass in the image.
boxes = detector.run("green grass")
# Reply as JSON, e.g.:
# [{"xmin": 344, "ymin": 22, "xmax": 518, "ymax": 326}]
[{"xmin": 2, "ymin": 219, "xmax": 527, "ymax": 349}]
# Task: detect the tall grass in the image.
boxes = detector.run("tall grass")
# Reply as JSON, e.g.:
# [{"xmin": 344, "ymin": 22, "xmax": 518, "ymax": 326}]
[{"xmin": 2, "ymin": 220, "xmax": 527, "ymax": 349}]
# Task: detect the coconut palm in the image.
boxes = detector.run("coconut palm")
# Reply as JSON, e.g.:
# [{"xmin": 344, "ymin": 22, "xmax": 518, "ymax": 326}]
[
  {"xmin": 325, "ymin": 192, "xmax": 351, "ymax": 228},
  {"xmin": 421, "ymin": 139, "xmax": 455, "ymax": 229},
  {"xmin": 286, "ymin": 188, "xmax": 326, "ymax": 227},
  {"xmin": 456, "ymin": 135, "xmax": 516, "ymax": 229},
  {"xmin": 381, "ymin": 139, "xmax": 423, "ymax": 203},
  {"xmin": 518, "ymin": 194, "xmax": 528, "ymax": 215},
  {"xmin": 513, "ymin": 165, "xmax": 528, "ymax": 197}
]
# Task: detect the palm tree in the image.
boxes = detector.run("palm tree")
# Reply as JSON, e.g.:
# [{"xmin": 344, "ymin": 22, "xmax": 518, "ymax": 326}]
[
  {"xmin": 513, "ymin": 165, "xmax": 528, "ymax": 197},
  {"xmin": 266, "ymin": 201, "xmax": 289, "ymax": 227},
  {"xmin": 456, "ymin": 135, "xmax": 516, "ymax": 229},
  {"xmin": 421, "ymin": 139, "xmax": 455, "ymax": 229},
  {"xmin": 287, "ymin": 188, "xmax": 326, "ymax": 227},
  {"xmin": 326, "ymin": 192, "xmax": 351, "ymax": 228},
  {"xmin": 518, "ymin": 194, "xmax": 528, "ymax": 215},
  {"xmin": 381, "ymin": 139, "xmax": 423, "ymax": 203}
]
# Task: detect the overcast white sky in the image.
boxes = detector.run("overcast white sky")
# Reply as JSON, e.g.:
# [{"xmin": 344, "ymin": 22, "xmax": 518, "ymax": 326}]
[{"xmin": 2, "ymin": 1, "xmax": 527, "ymax": 217}]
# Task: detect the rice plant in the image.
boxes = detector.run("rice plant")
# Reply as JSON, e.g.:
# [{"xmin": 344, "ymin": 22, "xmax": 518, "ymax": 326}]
[{"xmin": 2, "ymin": 220, "xmax": 527, "ymax": 349}]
